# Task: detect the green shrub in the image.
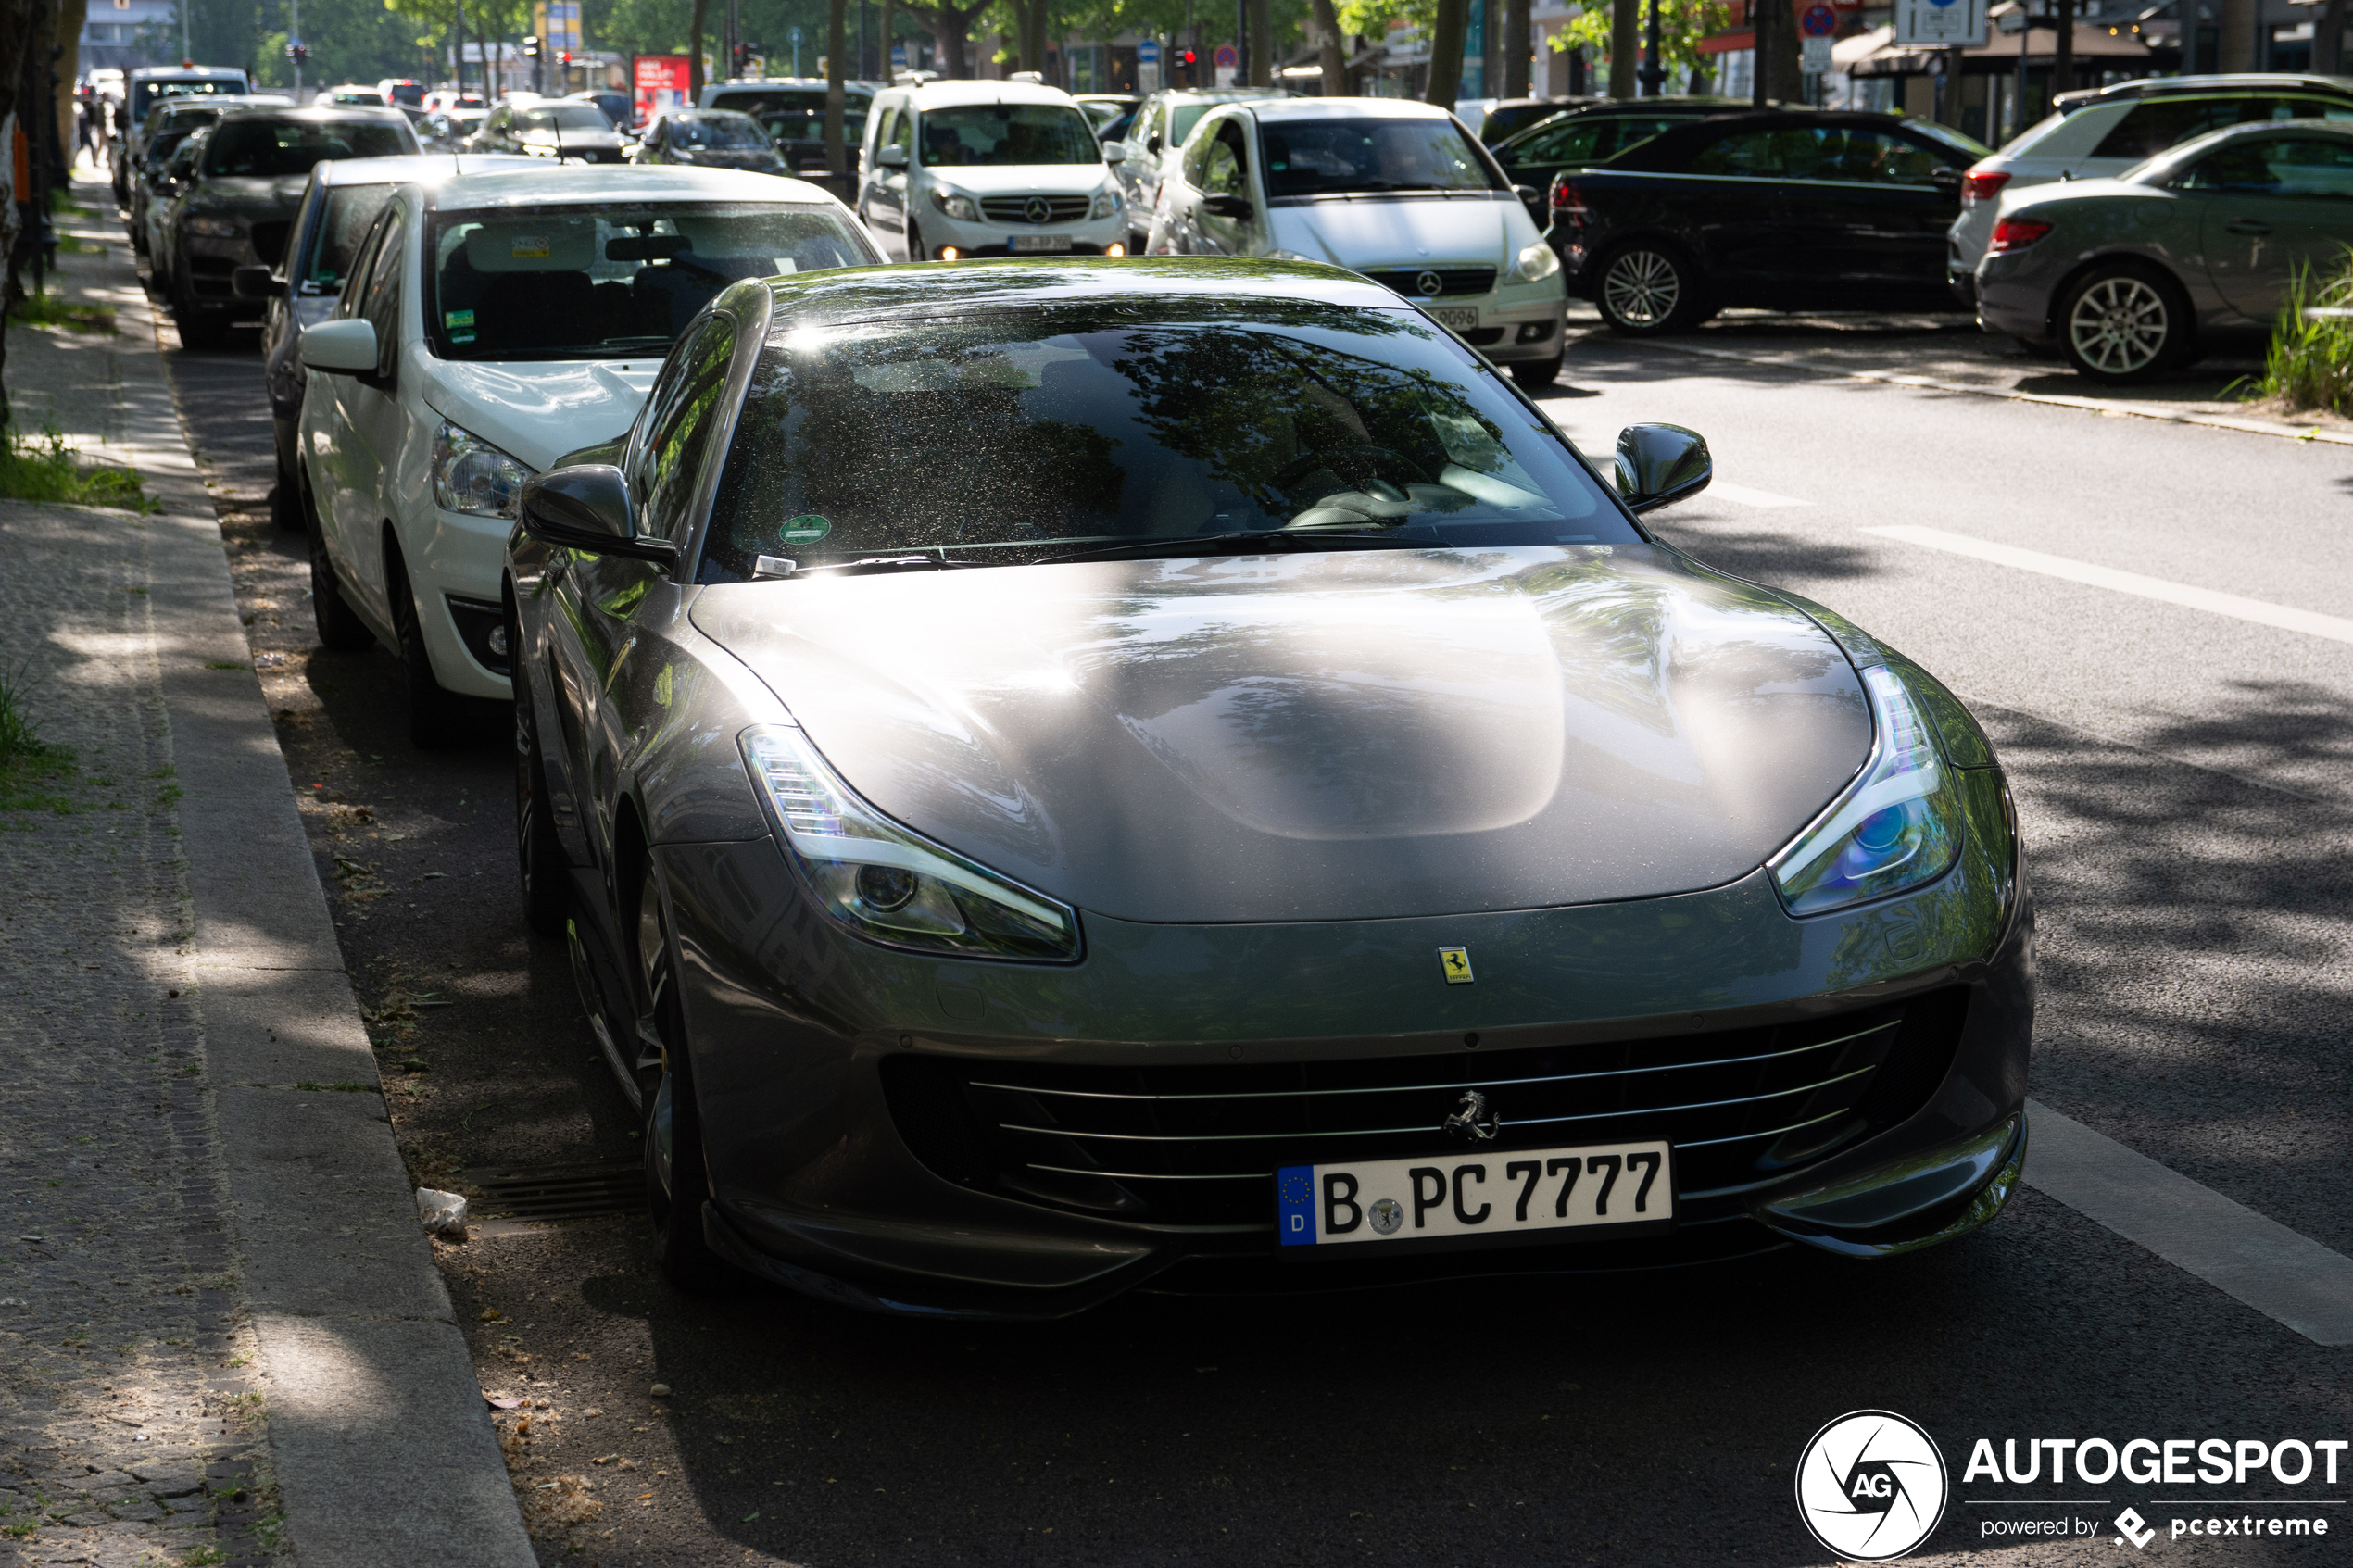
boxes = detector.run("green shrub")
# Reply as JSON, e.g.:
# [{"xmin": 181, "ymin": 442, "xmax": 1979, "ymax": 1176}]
[
  {"xmin": 0, "ymin": 425, "xmax": 154, "ymax": 510},
  {"xmin": 2248, "ymin": 257, "xmax": 2353, "ymax": 416},
  {"xmin": 6, "ymin": 292, "xmax": 117, "ymax": 332}
]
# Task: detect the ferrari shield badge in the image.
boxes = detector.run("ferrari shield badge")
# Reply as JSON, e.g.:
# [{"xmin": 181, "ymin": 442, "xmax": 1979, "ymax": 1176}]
[{"xmin": 1438, "ymin": 946, "xmax": 1474, "ymax": 985}]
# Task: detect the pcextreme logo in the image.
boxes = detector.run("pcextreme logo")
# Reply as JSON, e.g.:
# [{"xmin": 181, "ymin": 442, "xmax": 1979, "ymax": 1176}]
[{"xmin": 1795, "ymin": 1410, "xmax": 1950, "ymax": 1562}]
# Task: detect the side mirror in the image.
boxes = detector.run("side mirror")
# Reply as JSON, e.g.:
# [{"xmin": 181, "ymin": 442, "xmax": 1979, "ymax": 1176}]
[
  {"xmin": 298, "ymin": 318, "xmax": 379, "ymax": 374},
  {"xmin": 875, "ymin": 144, "xmax": 909, "ymax": 168},
  {"xmin": 1613, "ymin": 423, "xmax": 1711, "ymax": 513},
  {"xmin": 1101, "ymin": 139, "xmax": 1130, "ymax": 162},
  {"xmin": 232, "ymin": 264, "xmax": 275, "ymax": 299},
  {"xmin": 517, "ymin": 465, "xmax": 676, "ymax": 565},
  {"xmin": 1201, "ymin": 193, "xmax": 1253, "ymax": 220},
  {"xmin": 1145, "ymin": 132, "xmax": 1162, "ymax": 155}
]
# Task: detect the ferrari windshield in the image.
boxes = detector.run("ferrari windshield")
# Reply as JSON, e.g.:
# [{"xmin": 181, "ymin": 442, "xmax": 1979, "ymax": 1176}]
[
  {"xmin": 700, "ymin": 300, "xmax": 1629, "ymax": 582},
  {"xmin": 425, "ymin": 202, "xmax": 873, "ymax": 359}
]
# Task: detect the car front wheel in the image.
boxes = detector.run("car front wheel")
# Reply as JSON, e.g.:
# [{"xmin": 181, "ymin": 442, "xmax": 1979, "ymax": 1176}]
[
  {"xmin": 1594, "ymin": 241, "xmax": 1705, "ymax": 335},
  {"xmin": 636, "ymin": 870, "xmax": 734, "ymax": 1294},
  {"xmin": 2060, "ymin": 263, "xmax": 2189, "ymax": 384}
]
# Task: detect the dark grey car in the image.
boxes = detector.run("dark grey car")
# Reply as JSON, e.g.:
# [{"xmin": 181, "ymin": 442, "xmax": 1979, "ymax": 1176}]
[
  {"xmin": 633, "ymin": 110, "xmax": 786, "ymax": 174},
  {"xmin": 161, "ymin": 107, "xmax": 418, "ymax": 348},
  {"xmin": 504, "ymin": 258, "xmax": 2032, "ymax": 1317},
  {"xmin": 1976, "ymin": 119, "xmax": 2353, "ymax": 383}
]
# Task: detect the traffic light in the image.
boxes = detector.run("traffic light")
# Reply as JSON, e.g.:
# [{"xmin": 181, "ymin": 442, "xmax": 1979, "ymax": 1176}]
[
  {"xmin": 284, "ymin": 39, "xmax": 308, "ymax": 61},
  {"xmin": 559, "ymin": 49, "xmax": 571, "ymax": 64},
  {"xmin": 522, "ymin": 33, "xmax": 541, "ymax": 57}
]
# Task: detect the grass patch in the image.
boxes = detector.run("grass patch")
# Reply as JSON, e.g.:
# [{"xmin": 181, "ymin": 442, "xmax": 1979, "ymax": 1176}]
[
  {"xmin": 7, "ymin": 292, "xmax": 117, "ymax": 333},
  {"xmin": 0, "ymin": 660, "xmax": 76, "ymax": 821},
  {"xmin": 0, "ymin": 425, "xmax": 154, "ymax": 510},
  {"xmin": 56, "ymin": 235, "xmax": 106, "ymax": 256},
  {"xmin": 2242, "ymin": 257, "xmax": 2353, "ymax": 416}
]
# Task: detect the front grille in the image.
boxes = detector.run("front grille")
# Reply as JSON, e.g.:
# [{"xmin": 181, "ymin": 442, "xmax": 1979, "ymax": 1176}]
[
  {"xmin": 980, "ymin": 194, "xmax": 1091, "ymax": 226},
  {"xmin": 1359, "ymin": 266, "xmax": 1497, "ymax": 299},
  {"xmin": 882, "ymin": 990, "xmax": 1969, "ymax": 1230}
]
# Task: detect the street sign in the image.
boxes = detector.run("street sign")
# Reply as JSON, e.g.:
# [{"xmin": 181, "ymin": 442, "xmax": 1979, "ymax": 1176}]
[
  {"xmin": 1801, "ymin": 33, "xmax": 1835, "ymax": 70},
  {"xmin": 1138, "ymin": 38, "xmax": 1159, "ymax": 62},
  {"xmin": 1799, "ymin": 4, "xmax": 1837, "ymax": 34},
  {"xmin": 1213, "ymin": 43, "xmax": 1238, "ymax": 69},
  {"xmin": 1893, "ymin": 0, "xmax": 1988, "ymax": 46}
]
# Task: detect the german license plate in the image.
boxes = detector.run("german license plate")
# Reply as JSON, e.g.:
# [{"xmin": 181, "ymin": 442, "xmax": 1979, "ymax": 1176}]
[
  {"xmin": 1428, "ymin": 305, "xmax": 1480, "ymax": 331},
  {"xmin": 1010, "ymin": 233, "xmax": 1074, "ymax": 253},
  {"xmin": 1277, "ymin": 1140, "xmax": 1672, "ymax": 1253}
]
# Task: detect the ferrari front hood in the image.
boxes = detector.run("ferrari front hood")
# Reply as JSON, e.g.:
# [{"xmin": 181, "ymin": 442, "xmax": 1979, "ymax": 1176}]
[{"xmin": 690, "ymin": 545, "xmax": 1869, "ymax": 923}]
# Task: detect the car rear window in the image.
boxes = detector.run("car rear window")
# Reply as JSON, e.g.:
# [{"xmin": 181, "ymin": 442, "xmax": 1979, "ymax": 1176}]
[
  {"xmin": 202, "ymin": 118, "xmax": 414, "ymax": 176},
  {"xmin": 700, "ymin": 297, "xmax": 1629, "ymax": 583}
]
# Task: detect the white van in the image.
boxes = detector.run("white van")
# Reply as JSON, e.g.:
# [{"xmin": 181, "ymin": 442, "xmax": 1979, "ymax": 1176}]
[
  {"xmin": 857, "ymin": 79, "xmax": 1127, "ymax": 261},
  {"xmin": 1148, "ymin": 97, "xmax": 1567, "ymax": 387}
]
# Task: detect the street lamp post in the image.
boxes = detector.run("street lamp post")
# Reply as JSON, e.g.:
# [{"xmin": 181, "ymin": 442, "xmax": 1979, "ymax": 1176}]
[{"xmin": 1637, "ymin": 0, "xmax": 1664, "ymax": 93}]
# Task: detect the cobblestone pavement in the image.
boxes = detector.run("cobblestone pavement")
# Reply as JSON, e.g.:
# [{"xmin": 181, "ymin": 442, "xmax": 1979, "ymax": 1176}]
[{"xmin": 0, "ymin": 500, "xmax": 281, "ymax": 1568}]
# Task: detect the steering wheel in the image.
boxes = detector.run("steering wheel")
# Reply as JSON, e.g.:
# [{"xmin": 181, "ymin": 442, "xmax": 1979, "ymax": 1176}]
[{"xmin": 1270, "ymin": 443, "xmax": 1422, "ymax": 494}]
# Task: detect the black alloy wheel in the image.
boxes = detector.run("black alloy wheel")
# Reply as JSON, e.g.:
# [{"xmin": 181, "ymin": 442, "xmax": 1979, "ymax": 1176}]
[
  {"xmin": 306, "ymin": 474, "xmax": 376, "ymax": 653},
  {"xmin": 513, "ymin": 651, "xmax": 572, "ymax": 938},
  {"xmin": 1510, "ymin": 351, "xmax": 1564, "ymax": 390},
  {"xmin": 384, "ymin": 542, "xmax": 469, "ymax": 749},
  {"xmin": 2059, "ymin": 261, "xmax": 2191, "ymax": 385},
  {"xmin": 636, "ymin": 871, "xmax": 734, "ymax": 1294},
  {"xmin": 1593, "ymin": 240, "xmax": 1706, "ymax": 335}
]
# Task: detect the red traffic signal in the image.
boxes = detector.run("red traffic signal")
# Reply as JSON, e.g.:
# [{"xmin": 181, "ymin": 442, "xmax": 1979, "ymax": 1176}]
[{"xmin": 1179, "ymin": 48, "xmax": 1196, "ymax": 65}]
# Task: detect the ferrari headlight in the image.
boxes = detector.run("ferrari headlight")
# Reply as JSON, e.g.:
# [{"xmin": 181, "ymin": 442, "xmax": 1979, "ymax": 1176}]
[
  {"xmin": 431, "ymin": 420, "xmax": 531, "ymax": 518},
  {"xmin": 1089, "ymin": 184, "xmax": 1121, "ymax": 220},
  {"xmin": 1508, "ymin": 239, "xmax": 1561, "ymax": 282},
  {"xmin": 740, "ymin": 723, "xmax": 1081, "ymax": 962},
  {"xmin": 1768, "ymin": 666, "xmax": 1964, "ymax": 916},
  {"xmin": 930, "ymin": 186, "xmax": 980, "ymax": 222},
  {"xmin": 186, "ymin": 214, "xmax": 242, "ymax": 238}
]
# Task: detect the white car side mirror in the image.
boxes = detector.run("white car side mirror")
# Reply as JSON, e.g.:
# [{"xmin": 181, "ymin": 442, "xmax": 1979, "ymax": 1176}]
[
  {"xmin": 1101, "ymin": 140, "xmax": 1130, "ymax": 162},
  {"xmin": 301, "ymin": 318, "xmax": 379, "ymax": 374},
  {"xmin": 875, "ymin": 144, "xmax": 909, "ymax": 168}
]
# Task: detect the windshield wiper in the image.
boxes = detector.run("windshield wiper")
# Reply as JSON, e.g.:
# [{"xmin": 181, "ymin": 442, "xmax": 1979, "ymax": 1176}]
[{"xmin": 1038, "ymin": 530, "xmax": 1437, "ymax": 567}]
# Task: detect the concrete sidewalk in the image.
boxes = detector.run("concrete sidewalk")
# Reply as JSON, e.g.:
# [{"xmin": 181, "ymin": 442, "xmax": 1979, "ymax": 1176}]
[{"xmin": 1, "ymin": 170, "xmax": 533, "ymax": 1567}]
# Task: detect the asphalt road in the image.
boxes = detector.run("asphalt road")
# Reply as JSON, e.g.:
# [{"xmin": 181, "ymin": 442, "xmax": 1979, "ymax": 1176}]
[{"xmin": 160, "ymin": 301, "xmax": 2353, "ymax": 1568}]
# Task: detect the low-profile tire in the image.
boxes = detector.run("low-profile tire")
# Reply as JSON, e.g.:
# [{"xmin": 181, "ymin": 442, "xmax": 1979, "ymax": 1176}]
[
  {"xmin": 308, "ymin": 488, "xmax": 377, "ymax": 654},
  {"xmin": 906, "ymin": 220, "xmax": 925, "ymax": 262},
  {"xmin": 1592, "ymin": 240, "xmax": 1707, "ymax": 335},
  {"xmin": 384, "ymin": 544, "xmax": 469, "ymax": 750},
  {"xmin": 514, "ymin": 657, "xmax": 572, "ymax": 939},
  {"xmin": 636, "ymin": 871, "xmax": 735, "ymax": 1295},
  {"xmin": 1509, "ymin": 351, "xmax": 1564, "ymax": 391},
  {"xmin": 2059, "ymin": 261, "xmax": 2191, "ymax": 384}
]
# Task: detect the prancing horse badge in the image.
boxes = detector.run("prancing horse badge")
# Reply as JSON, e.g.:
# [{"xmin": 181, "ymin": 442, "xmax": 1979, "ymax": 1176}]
[{"xmin": 1438, "ymin": 947, "xmax": 1474, "ymax": 985}]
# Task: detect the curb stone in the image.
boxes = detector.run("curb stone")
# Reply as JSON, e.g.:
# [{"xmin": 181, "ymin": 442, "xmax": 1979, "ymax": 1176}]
[{"xmin": 109, "ymin": 209, "xmax": 538, "ymax": 1567}]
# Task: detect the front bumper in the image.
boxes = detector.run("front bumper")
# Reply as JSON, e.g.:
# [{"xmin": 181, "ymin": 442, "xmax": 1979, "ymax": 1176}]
[
  {"xmin": 407, "ymin": 508, "xmax": 522, "ymax": 698},
  {"xmin": 650, "ymin": 769, "xmax": 2032, "ymax": 1317},
  {"xmin": 920, "ymin": 203, "xmax": 1128, "ymax": 259},
  {"xmin": 1427, "ymin": 287, "xmax": 1567, "ymax": 365}
]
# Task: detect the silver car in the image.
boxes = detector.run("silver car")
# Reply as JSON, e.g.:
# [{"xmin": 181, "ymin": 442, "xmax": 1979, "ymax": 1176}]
[
  {"xmin": 1106, "ymin": 88, "xmax": 1290, "ymax": 252},
  {"xmin": 1948, "ymin": 74, "xmax": 2353, "ymax": 301},
  {"xmin": 1974, "ymin": 119, "xmax": 2353, "ymax": 383}
]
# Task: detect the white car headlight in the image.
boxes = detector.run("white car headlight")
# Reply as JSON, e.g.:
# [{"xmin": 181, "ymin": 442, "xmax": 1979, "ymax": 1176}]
[
  {"xmin": 1089, "ymin": 185, "xmax": 1121, "ymax": 220},
  {"xmin": 1509, "ymin": 239, "xmax": 1562, "ymax": 283},
  {"xmin": 186, "ymin": 215, "xmax": 242, "ymax": 238},
  {"xmin": 431, "ymin": 420, "xmax": 531, "ymax": 519},
  {"xmin": 930, "ymin": 186, "xmax": 980, "ymax": 222},
  {"xmin": 740, "ymin": 723, "xmax": 1080, "ymax": 962},
  {"xmin": 1768, "ymin": 666, "xmax": 1964, "ymax": 917}
]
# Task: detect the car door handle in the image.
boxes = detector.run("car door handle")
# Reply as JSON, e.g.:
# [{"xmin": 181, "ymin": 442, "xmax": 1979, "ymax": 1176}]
[{"xmin": 2224, "ymin": 218, "xmax": 2271, "ymax": 235}]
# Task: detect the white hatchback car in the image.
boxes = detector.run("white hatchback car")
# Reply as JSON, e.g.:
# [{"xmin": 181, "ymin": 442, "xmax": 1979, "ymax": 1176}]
[
  {"xmin": 296, "ymin": 166, "xmax": 882, "ymax": 744},
  {"xmin": 856, "ymin": 80, "xmax": 1127, "ymax": 261},
  {"xmin": 1146, "ymin": 97, "xmax": 1567, "ymax": 387}
]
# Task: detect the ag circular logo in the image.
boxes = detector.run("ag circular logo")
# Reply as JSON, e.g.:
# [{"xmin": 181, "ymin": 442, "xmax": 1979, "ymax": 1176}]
[{"xmin": 1794, "ymin": 1410, "xmax": 1947, "ymax": 1561}]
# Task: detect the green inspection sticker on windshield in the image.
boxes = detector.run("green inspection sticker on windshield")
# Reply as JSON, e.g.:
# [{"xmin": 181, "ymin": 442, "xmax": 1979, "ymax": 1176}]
[
  {"xmin": 783, "ymin": 515, "xmax": 831, "ymax": 542},
  {"xmin": 446, "ymin": 309, "xmax": 474, "ymax": 327}
]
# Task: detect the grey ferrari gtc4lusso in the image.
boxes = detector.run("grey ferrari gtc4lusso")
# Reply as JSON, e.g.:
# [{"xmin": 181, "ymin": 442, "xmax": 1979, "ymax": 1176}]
[{"xmin": 504, "ymin": 257, "xmax": 2032, "ymax": 1317}]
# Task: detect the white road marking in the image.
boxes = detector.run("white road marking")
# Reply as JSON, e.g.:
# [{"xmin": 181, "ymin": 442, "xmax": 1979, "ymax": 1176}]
[
  {"xmin": 1706, "ymin": 480, "xmax": 1810, "ymax": 508},
  {"xmin": 1865, "ymin": 524, "xmax": 2353, "ymax": 646},
  {"xmin": 2024, "ymin": 1100, "xmax": 2353, "ymax": 1347}
]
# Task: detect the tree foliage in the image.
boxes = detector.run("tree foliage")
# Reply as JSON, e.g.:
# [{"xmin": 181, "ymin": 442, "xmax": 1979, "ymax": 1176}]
[{"xmin": 1552, "ymin": 0, "xmax": 1731, "ymax": 82}]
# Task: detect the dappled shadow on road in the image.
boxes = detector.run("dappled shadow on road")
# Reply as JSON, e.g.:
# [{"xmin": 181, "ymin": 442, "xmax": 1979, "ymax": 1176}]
[
  {"xmin": 1642, "ymin": 511, "xmax": 1879, "ymax": 590},
  {"xmin": 1986, "ymin": 685, "xmax": 2353, "ymax": 1259}
]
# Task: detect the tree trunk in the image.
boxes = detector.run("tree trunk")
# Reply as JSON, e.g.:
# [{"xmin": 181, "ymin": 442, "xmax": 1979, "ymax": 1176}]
[
  {"xmin": 1247, "ymin": 0, "xmax": 1271, "ymax": 84},
  {"xmin": 2054, "ymin": 0, "xmax": 2073, "ymax": 98},
  {"xmin": 52, "ymin": 0, "xmax": 83, "ymax": 172},
  {"xmin": 1424, "ymin": 0, "xmax": 1466, "ymax": 104},
  {"xmin": 879, "ymin": 0, "xmax": 895, "ymax": 77},
  {"xmin": 2218, "ymin": 0, "xmax": 2254, "ymax": 69},
  {"xmin": 825, "ymin": 0, "xmax": 846, "ymax": 172},
  {"xmin": 1502, "ymin": 0, "xmax": 1527, "ymax": 96},
  {"xmin": 1758, "ymin": 0, "xmax": 1799, "ymax": 101},
  {"xmin": 1608, "ymin": 0, "xmax": 1635, "ymax": 97},
  {"xmin": 2319, "ymin": 0, "xmax": 2346, "ymax": 72},
  {"xmin": 689, "ymin": 0, "xmax": 708, "ymax": 96},
  {"xmin": 1310, "ymin": 0, "xmax": 1344, "ymax": 93}
]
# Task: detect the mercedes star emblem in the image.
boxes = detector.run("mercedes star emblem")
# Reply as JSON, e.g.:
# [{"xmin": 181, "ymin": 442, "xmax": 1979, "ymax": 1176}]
[
  {"xmin": 1025, "ymin": 196, "xmax": 1052, "ymax": 225},
  {"xmin": 1415, "ymin": 269, "xmax": 1445, "ymax": 297}
]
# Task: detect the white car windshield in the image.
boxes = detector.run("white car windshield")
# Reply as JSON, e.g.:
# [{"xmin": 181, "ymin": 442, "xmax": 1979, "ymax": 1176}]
[
  {"xmin": 1261, "ymin": 118, "xmax": 1504, "ymax": 197},
  {"xmin": 521, "ymin": 105, "xmax": 612, "ymax": 133},
  {"xmin": 919, "ymin": 104, "xmax": 1099, "ymax": 166},
  {"xmin": 424, "ymin": 202, "xmax": 875, "ymax": 359}
]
